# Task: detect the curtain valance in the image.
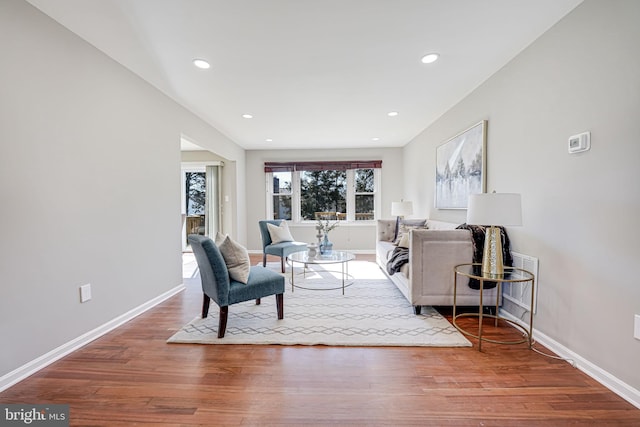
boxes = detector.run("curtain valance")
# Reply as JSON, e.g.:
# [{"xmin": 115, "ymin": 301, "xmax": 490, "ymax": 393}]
[{"xmin": 264, "ymin": 160, "xmax": 382, "ymax": 173}]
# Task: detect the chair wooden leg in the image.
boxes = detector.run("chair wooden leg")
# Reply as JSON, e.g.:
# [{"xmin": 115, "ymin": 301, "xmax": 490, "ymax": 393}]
[
  {"xmin": 276, "ymin": 293, "xmax": 284, "ymax": 319},
  {"xmin": 256, "ymin": 298, "xmax": 261, "ymax": 305},
  {"xmin": 263, "ymin": 253, "xmax": 267, "ymax": 267},
  {"xmin": 218, "ymin": 306, "xmax": 229, "ymax": 338},
  {"xmin": 280, "ymin": 257, "xmax": 285, "ymax": 273},
  {"xmin": 202, "ymin": 294, "xmax": 211, "ymax": 318}
]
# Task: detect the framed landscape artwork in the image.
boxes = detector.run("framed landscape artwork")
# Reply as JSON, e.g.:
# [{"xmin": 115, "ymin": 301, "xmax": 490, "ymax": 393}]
[{"xmin": 435, "ymin": 120, "xmax": 487, "ymax": 209}]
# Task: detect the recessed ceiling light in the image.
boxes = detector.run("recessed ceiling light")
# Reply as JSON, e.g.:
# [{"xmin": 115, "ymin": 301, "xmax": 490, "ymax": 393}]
[
  {"xmin": 242, "ymin": 114, "xmax": 253, "ymax": 119},
  {"xmin": 265, "ymin": 138, "xmax": 273, "ymax": 142},
  {"xmin": 421, "ymin": 53, "xmax": 439, "ymax": 64},
  {"xmin": 387, "ymin": 111, "xmax": 399, "ymax": 117},
  {"xmin": 372, "ymin": 137, "xmax": 380, "ymax": 141},
  {"xmin": 193, "ymin": 58, "xmax": 211, "ymax": 69}
]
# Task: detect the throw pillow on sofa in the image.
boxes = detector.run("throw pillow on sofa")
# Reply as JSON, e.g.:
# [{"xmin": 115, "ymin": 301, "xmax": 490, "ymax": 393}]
[
  {"xmin": 394, "ymin": 219, "xmax": 427, "ymax": 245},
  {"xmin": 397, "ymin": 232, "xmax": 411, "ymax": 248}
]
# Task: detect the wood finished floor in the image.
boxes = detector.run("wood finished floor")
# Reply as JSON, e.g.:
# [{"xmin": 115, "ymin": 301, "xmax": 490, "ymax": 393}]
[{"xmin": 1, "ymin": 254, "xmax": 639, "ymax": 426}]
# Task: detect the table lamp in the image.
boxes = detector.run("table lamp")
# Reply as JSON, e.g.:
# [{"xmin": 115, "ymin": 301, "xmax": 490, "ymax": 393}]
[
  {"xmin": 466, "ymin": 192, "xmax": 522, "ymax": 276},
  {"xmin": 391, "ymin": 200, "xmax": 413, "ymax": 231}
]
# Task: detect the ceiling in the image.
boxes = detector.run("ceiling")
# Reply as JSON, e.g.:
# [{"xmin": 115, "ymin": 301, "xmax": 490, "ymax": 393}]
[{"xmin": 26, "ymin": 0, "xmax": 582, "ymax": 151}]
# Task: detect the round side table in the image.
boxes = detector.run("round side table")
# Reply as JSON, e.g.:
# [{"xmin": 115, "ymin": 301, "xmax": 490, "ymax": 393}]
[{"xmin": 453, "ymin": 263, "xmax": 535, "ymax": 351}]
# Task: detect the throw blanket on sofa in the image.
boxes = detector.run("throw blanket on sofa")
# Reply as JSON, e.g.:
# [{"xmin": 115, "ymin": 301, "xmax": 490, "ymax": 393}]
[
  {"xmin": 386, "ymin": 246, "xmax": 409, "ymax": 276},
  {"xmin": 455, "ymin": 223, "xmax": 513, "ymax": 290}
]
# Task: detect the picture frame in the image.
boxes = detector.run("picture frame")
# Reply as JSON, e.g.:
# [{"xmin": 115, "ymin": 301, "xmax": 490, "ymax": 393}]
[{"xmin": 435, "ymin": 120, "xmax": 487, "ymax": 209}]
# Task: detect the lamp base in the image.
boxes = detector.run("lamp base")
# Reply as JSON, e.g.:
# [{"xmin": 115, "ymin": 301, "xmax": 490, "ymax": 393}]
[
  {"xmin": 395, "ymin": 215, "xmax": 404, "ymax": 237},
  {"xmin": 482, "ymin": 226, "xmax": 504, "ymax": 277}
]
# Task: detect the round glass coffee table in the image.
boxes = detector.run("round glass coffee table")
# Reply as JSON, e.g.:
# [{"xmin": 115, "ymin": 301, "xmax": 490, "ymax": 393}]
[{"xmin": 287, "ymin": 250, "xmax": 355, "ymax": 294}]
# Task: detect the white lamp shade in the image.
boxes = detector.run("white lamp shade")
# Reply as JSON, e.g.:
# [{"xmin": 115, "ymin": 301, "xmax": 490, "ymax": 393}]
[
  {"xmin": 467, "ymin": 193, "xmax": 522, "ymax": 226},
  {"xmin": 391, "ymin": 201, "xmax": 413, "ymax": 216}
]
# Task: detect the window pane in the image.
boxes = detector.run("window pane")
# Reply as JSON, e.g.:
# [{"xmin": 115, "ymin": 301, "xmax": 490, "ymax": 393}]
[
  {"xmin": 355, "ymin": 194, "xmax": 374, "ymax": 221},
  {"xmin": 273, "ymin": 195, "xmax": 292, "ymax": 220},
  {"xmin": 186, "ymin": 172, "xmax": 206, "ymax": 215},
  {"xmin": 272, "ymin": 171, "xmax": 291, "ymax": 194},
  {"xmin": 355, "ymin": 169, "xmax": 374, "ymax": 193},
  {"xmin": 300, "ymin": 170, "xmax": 346, "ymax": 221}
]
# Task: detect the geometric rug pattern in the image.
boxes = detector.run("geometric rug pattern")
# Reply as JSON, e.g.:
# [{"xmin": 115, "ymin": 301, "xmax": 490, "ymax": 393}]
[{"xmin": 168, "ymin": 261, "xmax": 471, "ymax": 347}]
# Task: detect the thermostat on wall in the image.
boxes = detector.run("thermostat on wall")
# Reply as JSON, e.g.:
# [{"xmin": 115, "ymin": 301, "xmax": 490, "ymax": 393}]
[{"xmin": 568, "ymin": 131, "xmax": 590, "ymax": 154}]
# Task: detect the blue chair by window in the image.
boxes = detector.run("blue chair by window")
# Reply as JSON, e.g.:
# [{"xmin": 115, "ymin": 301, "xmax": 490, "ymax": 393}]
[
  {"xmin": 258, "ymin": 220, "xmax": 307, "ymax": 273},
  {"xmin": 188, "ymin": 234, "xmax": 284, "ymax": 338}
]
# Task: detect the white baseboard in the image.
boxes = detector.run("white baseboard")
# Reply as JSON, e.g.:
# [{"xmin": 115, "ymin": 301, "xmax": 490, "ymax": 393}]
[
  {"xmin": 0, "ymin": 284, "xmax": 185, "ymax": 393},
  {"xmin": 500, "ymin": 310, "xmax": 640, "ymax": 409}
]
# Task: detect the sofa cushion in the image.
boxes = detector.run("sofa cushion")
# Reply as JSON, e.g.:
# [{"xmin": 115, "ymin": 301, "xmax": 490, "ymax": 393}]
[
  {"xmin": 377, "ymin": 220, "xmax": 397, "ymax": 242},
  {"xmin": 377, "ymin": 240, "xmax": 396, "ymax": 262}
]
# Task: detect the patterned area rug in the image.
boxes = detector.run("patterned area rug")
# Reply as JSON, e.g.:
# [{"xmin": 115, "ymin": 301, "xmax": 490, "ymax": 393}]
[{"xmin": 168, "ymin": 260, "xmax": 471, "ymax": 347}]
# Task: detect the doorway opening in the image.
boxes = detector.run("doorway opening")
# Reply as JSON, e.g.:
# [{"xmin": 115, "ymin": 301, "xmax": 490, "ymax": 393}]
[{"xmin": 181, "ymin": 164, "xmax": 222, "ymax": 251}]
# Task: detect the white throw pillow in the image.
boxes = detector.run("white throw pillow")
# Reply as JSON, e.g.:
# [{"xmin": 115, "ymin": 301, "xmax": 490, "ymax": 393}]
[
  {"xmin": 217, "ymin": 235, "xmax": 251, "ymax": 284},
  {"xmin": 266, "ymin": 221, "xmax": 294, "ymax": 244},
  {"xmin": 397, "ymin": 232, "xmax": 410, "ymax": 248}
]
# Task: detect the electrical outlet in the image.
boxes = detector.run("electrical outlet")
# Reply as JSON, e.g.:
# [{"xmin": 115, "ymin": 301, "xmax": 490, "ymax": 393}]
[
  {"xmin": 80, "ymin": 284, "xmax": 92, "ymax": 303},
  {"xmin": 635, "ymin": 314, "xmax": 640, "ymax": 340}
]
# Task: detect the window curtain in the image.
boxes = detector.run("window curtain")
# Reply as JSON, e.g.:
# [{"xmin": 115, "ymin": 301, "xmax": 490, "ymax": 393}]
[{"xmin": 205, "ymin": 165, "xmax": 220, "ymax": 236}]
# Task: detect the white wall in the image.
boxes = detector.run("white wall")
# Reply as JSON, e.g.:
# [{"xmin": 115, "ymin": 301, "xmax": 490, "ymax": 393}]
[
  {"xmin": 0, "ymin": 1, "xmax": 245, "ymax": 378},
  {"xmin": 245, "ymin": 148, "xmax": 404, "ymax": 251},
  {"xmin": 403, "ymin": 0, "xmax": 640, "ymax": 390}
]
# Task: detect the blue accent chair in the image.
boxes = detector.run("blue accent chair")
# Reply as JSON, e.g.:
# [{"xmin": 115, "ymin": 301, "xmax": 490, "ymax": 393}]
[
  {"xmin": 258, "ymin": 220, "xmax": 307, "ymax": 273},
  {"xmin": 188, "ymin": 234, "xmax": 284, "ymax": 338}
]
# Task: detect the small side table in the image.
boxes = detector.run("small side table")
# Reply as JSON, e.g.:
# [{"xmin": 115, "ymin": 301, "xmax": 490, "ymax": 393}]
[{"xmin": 453, "ymin": 263, "xmax": 535, "ymax": 351}]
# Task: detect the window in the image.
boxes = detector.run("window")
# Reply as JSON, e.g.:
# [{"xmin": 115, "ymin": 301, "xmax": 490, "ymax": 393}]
[
  {"xmin": 354, "ymin": 168, "xmax": 375, "ymax": 221},
  {"xmin": 185, "ymin": 172, "xmax": 206, "ymax": 216},
  {"xmin": 300, "ymin": 170, "xmax": 346, "ymax": 220},
  {"xmin": 265, "ymin": 161, "xmax": 381, "ymax": 223},
  {"xmin": 272, "ymin": 171, "xmax": 292, "ymax": 220}
]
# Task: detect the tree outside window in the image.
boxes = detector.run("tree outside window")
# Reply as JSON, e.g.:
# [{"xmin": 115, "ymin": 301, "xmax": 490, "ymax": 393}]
[
  {"xmin": 300, "ymin": 170, "xmax": 346, "ymax": 220},
  {"xmin": 185, "ymin": 172, "xmax": 206, "ymax": 215}
]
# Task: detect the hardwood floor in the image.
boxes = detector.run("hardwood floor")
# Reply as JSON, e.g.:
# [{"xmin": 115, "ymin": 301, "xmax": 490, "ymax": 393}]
[{"xmin": 1, "ymin": 254, "xmax": 638, "ymax": 426}]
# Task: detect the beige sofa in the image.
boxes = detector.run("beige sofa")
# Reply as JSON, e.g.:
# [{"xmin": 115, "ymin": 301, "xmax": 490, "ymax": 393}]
[{"xmin": 376, "ymin": 219, "xmax": 500, "ymax": 314}]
